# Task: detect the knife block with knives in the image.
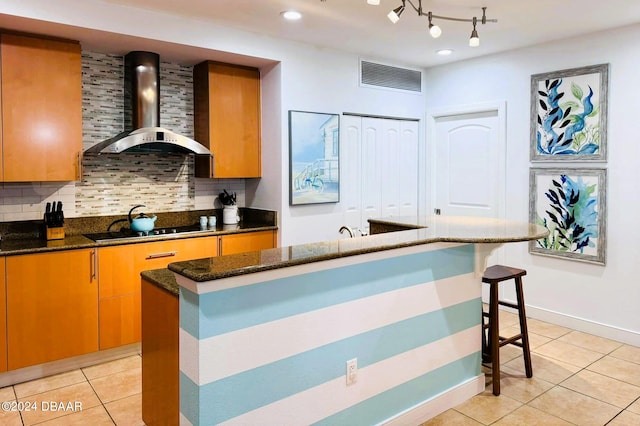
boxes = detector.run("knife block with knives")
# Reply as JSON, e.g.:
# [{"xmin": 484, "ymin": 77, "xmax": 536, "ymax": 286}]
[{"xmin": 44, "ymin": 201, "xmax": 65, "ymax": 240}]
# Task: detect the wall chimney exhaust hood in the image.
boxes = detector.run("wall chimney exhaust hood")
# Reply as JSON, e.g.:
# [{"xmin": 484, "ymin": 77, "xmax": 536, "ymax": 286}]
[{"xmin": 85, "ymin": 51, "xmax": 211, "ymax": 155}]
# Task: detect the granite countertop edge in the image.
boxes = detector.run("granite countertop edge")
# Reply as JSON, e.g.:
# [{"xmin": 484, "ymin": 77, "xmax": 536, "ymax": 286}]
[{"xmin": 167, "ymin": 216, "xmax": 548, "ymax": 287}]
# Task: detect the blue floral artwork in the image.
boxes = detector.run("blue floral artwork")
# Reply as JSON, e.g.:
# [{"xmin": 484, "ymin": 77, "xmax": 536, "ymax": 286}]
[
  {"xmin": 530, "ymin": 64, "xmax": 608, "ymax": 162},
  {"xmin": 529, "ymin": 168, "xmax": 607, "ymax": 265}
]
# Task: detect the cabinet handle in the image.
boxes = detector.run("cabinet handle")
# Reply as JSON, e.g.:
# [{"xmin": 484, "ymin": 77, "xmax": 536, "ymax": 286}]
[
  {"xmin": 146, "ymin": 251, "xmax": 177, "ymax": 260},
  {"xmin": 77, "ymin": 152, "xmax": 83, "ymax": 180},
  {"xmin": 90, "ymin": 249, "xmax": 97, "ymax": 281}
]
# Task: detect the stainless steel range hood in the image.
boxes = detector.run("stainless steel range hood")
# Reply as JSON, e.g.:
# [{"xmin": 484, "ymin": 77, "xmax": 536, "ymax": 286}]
[{"xmin": 85, "ymin": 51, "xmax": 211, "ymax": 155}]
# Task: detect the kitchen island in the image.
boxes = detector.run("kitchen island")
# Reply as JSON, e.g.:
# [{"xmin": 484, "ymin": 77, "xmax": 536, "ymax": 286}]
[{"xmin": 143, "ymin": 216, "xmax": 546, "ymax": 426}]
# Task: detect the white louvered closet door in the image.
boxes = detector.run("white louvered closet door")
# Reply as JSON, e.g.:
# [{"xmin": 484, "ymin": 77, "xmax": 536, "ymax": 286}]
[{"xmin": 341, "ymin": 115, "xmax": 419, "ymax": 235}]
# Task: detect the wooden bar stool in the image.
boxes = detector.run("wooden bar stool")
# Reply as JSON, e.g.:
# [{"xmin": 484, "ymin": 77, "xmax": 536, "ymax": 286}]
[{"xmin": 481, "ymin": 265, "xmax": 533, "ymax": 396}]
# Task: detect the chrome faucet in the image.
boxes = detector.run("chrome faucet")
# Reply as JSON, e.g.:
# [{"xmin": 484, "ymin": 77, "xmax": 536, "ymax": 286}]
[{"xmin": 339, "ymin": 226, "xmax": 354, "ymax": 238}]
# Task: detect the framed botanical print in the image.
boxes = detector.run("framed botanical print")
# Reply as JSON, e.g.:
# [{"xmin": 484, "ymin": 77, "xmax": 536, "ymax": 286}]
[
  {"xmin": 530, "ymin": 64, "xmax": 609, "ymax": 162},
  {"xmin": 529, "ymin": 168, "xmax": 607, "ymax": 265}
]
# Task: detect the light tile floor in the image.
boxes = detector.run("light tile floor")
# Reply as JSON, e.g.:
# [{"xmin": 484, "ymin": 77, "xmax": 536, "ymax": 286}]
[
  {"xmin": 0, "ymin": 310, "xmax": 638, "ymax": 425},
  {"xmin": 424, "ymin": 309, "xmax": 640, "ymax": 426},
  {"xmin": 0, "ymin": 354, "xmax": 143, "ymax": 425}
]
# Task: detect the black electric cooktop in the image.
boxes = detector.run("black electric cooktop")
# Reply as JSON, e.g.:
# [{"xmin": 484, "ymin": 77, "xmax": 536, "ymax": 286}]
[{"xmin": 84, "ymin": 224, "xmax": 207, "ymax": 242}]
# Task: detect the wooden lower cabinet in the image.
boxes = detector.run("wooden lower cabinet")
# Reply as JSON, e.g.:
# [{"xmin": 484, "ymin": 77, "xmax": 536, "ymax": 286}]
[
  {"xmin": 141, "ymin": 278, "xmax": 179, "ymax": 426},
  {"xmin": 6, "ymin": 249, "xmax": 98, "ymax": 370},
  {"xmin": 219, "ymin": 230, "xmax": 276, "ymax": 255},
  {"xmin": 0, "ymin": 258, "xmax": 6, "ymax": 373},
  {"xmin": 98, "ymin": 236, "xmax": 218, "ymax": 350}
]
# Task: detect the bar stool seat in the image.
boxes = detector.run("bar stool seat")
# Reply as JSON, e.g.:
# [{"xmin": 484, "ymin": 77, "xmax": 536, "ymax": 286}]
[{"xmin": 482, "ymin": 265, "xmax": 533, "ymax": 396}]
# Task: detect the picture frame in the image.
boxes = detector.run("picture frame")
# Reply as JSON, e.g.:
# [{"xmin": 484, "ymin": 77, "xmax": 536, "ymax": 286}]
[
  {"xmin": 289, "ymin": 110, "xmax": 340, "ymax": 205},
  {"xmin": 529, "ymin": 168, "xmax": 607, "ymax": 265},
  {"xmin": 530, "ymin": 64, "xmax": 609, "ymax": 162}
]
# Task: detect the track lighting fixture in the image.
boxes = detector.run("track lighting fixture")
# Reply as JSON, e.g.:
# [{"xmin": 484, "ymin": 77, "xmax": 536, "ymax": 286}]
[{"xmin": 371, "ymin": 1, "xmax": 496, "ymax": 47}]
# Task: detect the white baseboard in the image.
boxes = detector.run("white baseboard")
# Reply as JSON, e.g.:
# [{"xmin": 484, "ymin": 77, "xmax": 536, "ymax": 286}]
[
  {"xmin": 523, "ymin": 305, "xmax": 640, "ymax": 347},
  {"xmin": 381, "ymin": 374, "xmax": 485, "ymax": 426}
]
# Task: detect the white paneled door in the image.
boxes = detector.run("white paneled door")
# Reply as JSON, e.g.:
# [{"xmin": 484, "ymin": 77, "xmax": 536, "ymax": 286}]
[
  {"xmin": 342, "ymin": 115, "xmax": 419, "ymax": 235},
  {"xmin": 433, "ymin": 110, "xmax": 501, "ymax": 218}
]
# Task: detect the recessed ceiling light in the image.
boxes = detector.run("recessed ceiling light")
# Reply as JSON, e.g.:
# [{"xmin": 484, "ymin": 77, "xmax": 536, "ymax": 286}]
[
  {"xmin": 436, "ymin": 49, "xmax": 454, "ymax": 56},
  {"xmin": 281, "ymin": 10, "xmax": 302, "ymax": 21}
]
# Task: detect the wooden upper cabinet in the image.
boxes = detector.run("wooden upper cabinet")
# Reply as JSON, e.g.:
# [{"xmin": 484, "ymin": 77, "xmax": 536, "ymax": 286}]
[
  {"xmin": 0, "ymin": 33, "xmax": 82, "ymax": 182},
  {"xmin": 194, "ymin": 61, "xmax": 261, "ymax": 178}
]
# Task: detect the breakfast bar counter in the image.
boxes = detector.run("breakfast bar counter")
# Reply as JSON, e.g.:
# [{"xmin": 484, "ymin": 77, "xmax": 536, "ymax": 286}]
[{"xmin": 143, "ymin": 216, "xmax": 546, "ymax": 426}]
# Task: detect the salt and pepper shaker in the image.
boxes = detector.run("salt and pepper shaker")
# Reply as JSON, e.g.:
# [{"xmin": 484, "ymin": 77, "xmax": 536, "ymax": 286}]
[
  {"xmin": 199, "ymin": 216, "xmax": 208, "ymax": 230},
  {"xmin": 208, "ymin": 216, "xmax": 217, "ymax": 229}
]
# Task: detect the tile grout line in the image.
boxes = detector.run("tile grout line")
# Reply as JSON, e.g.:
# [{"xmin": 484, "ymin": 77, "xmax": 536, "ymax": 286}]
[{"xmin": 80, "ymin": 367, "xmax": 118, "ymax": 425}]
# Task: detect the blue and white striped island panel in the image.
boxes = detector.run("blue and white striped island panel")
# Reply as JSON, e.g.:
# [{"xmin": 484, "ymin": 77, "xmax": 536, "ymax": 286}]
[{"xmin": 177, "ymin": 242, "xmax": 485, "ymax": 425}]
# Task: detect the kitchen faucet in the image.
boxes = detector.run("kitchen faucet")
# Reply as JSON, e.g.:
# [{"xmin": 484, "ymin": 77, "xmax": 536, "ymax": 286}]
[{"xmin": 339, "ymin": 226, "xmax": 354, "ymax": 238}]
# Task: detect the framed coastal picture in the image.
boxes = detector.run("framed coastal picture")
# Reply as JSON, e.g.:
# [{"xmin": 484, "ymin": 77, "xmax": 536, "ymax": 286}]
[
  {"xmin": 529, "ymin": 168, "xmax": 607, "ymax": 265},
  {"xmin": 530, "ymin": 64, "xmax": 609, "ymax": 162},
  {"xmin": 289, "ymin": 110, "xmax": 340, "ymax": 205}
]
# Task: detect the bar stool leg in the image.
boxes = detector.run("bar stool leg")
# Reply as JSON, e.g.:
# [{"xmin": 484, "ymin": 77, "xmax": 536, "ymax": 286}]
[
  {"xmin": 489, "ymin": 283, "xmax": 500, "ymax": 396},
  {"xmin": 515, "ymin": 276, "xmax": 533, "ymax": 378}
]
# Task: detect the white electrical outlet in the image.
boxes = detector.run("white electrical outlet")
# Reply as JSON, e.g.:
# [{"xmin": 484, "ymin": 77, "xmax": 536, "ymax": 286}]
[{"xmin": 346, "ymin": 358, "xmax": 358, "ymax": 386}]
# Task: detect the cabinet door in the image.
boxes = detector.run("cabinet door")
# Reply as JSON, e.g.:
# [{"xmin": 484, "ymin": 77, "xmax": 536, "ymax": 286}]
[
  {"xmin": 0, "ymin": 258, "xmax": 6, "ymax": 373},
  {"xmin": 220, "ymin": 231, "xmax": 276, "ymax": 256},
  {"xmin": 194, "ymin": 61, "xmax": 261, "ymax": 178},
  {"xmin": 1, "ymin": 33, "xmax": 82, "ymax": 182},
  {"xmin": 6, "ymin": 249, "xmax": 98, "ymax": 370},
  {"xmin": 99, "ymin": 236, "xmax": 218, "ymax": 350}
]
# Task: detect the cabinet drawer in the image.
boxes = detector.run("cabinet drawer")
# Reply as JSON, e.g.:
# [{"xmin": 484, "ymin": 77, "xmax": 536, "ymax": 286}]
[
  {"xmin": 99, "ymin": 236, "xmax": 218, "ymax": 298},
  {"xmin": 220, "ymin": 230, "xmax": 276, "ymax": 256}
]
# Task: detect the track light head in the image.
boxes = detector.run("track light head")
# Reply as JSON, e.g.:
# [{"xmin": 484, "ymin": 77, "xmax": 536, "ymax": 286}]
[
  {"xmin": 469, "ymin": 17, "xmax": 480, "ymax": 47},
  {"xmin": 427, "ymin": 12, "xmax": 442, "ymax": 38},
  {"xmin": 388, "ymin": 4, "xmax": 405, "ymax": 24}
]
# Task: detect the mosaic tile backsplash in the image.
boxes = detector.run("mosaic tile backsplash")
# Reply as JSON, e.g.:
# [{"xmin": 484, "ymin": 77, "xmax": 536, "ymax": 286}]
[{"xmin": 0, "ymin": 51, "xmax": 246, "ymax": 222}]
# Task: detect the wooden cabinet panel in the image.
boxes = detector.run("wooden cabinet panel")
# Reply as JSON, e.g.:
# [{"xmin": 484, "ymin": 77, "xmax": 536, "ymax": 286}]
[
  {"xmin": 6, "ymin": 249, "xmax": 98, "ymax": 370},
  {"xmin": 0, "ymin": 258, "xmax": 6, "ymax": 373},
  {"xmin": 220, "ymin": 230, "xmax": 276, "ymax": 256},
  {"xmin": 141, "ymin": 279, "xmax": 179, "ymax": 426},
  {"xmin": 98, "ymin": 244, "xmax": 137, "ymax": 299},
  {"xmin": 99, "ymin": 292, "xmax": 141, "ymax": 351},
  {"xmin": 0, "ymin": 33, "xmax": 82, "ymax": 182},
  {"xmin": 98, "ymin": 236, "xmax": 218, "ymax": 350},
  {"xmin": 194, "ymin": 61, "xmax": 261, "ymax": 178}
]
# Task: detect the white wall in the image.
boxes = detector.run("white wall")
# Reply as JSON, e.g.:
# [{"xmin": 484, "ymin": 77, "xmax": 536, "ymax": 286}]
[{"xmin": 424, "ymin": 24, "xmax": 640, "ymax": 344}]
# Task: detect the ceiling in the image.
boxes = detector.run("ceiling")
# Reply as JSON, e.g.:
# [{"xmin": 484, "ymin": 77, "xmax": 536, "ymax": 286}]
[{"xmin": 2, "ymin": 0, "xmax": 640, "ymax": 68}]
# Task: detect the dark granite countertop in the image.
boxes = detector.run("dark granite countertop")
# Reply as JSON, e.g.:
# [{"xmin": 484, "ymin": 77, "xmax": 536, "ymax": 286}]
[
  {"xmin": 141, "ymin": 268, "xmax": 179, "ymax": 296},
  {"xmin": 168, "ymin": 216, "xmax": 548, "ymax": 284},
  {"xmin": 0, "ymin": 208, "xmax": 277, "ymax": 256}
]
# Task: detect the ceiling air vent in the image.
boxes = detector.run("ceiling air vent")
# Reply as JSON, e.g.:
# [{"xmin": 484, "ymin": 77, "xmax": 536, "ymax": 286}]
[{"xmin": 360, "ymin": 60, "xmax": 422, "ymax": 93}]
